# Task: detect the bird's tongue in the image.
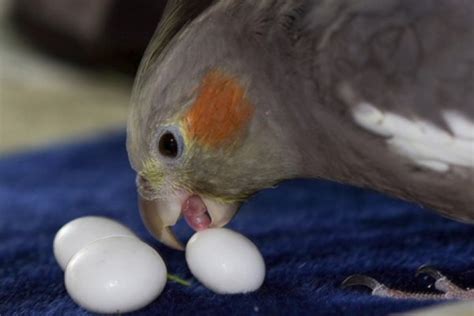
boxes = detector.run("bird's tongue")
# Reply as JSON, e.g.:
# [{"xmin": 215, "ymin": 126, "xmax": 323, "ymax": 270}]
[{"xmin": 182, "ymin": 195, "xmax": 211, "ymax": 231}]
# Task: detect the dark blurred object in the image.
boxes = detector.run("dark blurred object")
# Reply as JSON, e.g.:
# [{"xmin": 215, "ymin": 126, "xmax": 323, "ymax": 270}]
[{"xmin": 10, "ymin": 0, "xmax": 167, "ymax": 74}]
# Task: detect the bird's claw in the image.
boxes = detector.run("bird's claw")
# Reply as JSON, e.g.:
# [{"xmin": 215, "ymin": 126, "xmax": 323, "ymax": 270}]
[
  {"xmin": 415, "ymin": 265, "xmax": 445, "ymax": 279},
  {"xmin": 342, "ymin": 265, "xmax": 474, "ymax": 300},
  {"xmin": 342, "ymin": 274, "xmax": 384, "ymax": 291}
]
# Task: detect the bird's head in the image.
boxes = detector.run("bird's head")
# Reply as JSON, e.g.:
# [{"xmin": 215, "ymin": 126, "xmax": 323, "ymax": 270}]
[{"xmin": 126, "ymin": 13, "xmax": 299, "ymax": 250}]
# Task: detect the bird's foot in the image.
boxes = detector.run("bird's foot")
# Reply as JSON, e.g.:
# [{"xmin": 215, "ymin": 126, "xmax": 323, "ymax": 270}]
[{"xmin": 342, "ymin": 265, "xmax": 474, "ymax": 300}]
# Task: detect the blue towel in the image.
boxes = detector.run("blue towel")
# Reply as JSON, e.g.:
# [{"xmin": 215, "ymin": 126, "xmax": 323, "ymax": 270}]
[{"xmin": 1, "ymin": 133, "xmax": 473, "ymax": 315}]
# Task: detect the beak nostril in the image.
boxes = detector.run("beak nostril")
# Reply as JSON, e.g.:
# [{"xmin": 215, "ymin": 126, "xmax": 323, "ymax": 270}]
[
  {"xmin": 136, "ymin": 175, "xmax": 148, "ymax": 186},
  {"xmin": 136, "ymin": 175, "xmax": 156, "ymax": 200}
]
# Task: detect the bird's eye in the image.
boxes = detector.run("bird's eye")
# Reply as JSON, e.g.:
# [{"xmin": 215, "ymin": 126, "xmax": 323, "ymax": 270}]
[
  {"xmin": 156, "ymin": 126, "xmax": 184, "ymax": 160},
  {"xmin": 159, "ymin": 132, "xmax": 178, "ymax": 158}
]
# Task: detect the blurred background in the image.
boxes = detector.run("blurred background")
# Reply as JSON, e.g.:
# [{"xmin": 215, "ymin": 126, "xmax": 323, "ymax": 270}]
[{"xmin": 0, "ymin": 0, "xmax": 166, "ymax": 154}]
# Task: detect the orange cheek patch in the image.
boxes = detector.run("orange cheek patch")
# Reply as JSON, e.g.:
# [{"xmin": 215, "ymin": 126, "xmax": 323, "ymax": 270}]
[{"xmin": 184, "ymin": 69, "xmax": 254, "ymax": 148}]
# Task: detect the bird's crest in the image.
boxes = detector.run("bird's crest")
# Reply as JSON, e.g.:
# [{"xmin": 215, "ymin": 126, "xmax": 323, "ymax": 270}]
[{"xmin": 140, "ymin": 0, "xmax": 216, "ymax": 73}]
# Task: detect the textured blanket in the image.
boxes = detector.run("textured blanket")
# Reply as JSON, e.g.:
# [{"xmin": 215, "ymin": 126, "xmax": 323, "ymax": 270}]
[{"xmin": 1, "ymin": 134, "xmax": 473, "ymax": 315}]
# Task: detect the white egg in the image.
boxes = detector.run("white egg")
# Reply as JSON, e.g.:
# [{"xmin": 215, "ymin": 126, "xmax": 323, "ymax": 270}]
[
  {"xmin": 65, "ymin": 236, "xmax": 167, "ymax": 314},
  {"xmin": 185, "ymin": 228, "xmax": 265, "ymax": 294},
  {"xmin": 53, "ymin": 216, "xmax": 136, "ymax": 270}
]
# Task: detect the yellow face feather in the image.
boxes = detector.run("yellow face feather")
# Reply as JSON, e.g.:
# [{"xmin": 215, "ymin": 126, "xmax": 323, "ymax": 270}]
[
  {"xmin": 140, "ymin": 154, "xmax": 244, "ymax": 204},
  {"xmin": 139, "ymin": 158, "xmax": 165, "ymax": 190}
]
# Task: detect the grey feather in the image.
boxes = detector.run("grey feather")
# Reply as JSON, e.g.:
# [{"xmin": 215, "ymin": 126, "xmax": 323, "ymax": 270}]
[{"xmin": 127, "ymin": 0, "xmax": 474, "ymax": 222}]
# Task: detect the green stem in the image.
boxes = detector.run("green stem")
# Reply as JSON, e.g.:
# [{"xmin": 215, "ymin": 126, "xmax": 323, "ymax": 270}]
[{"xmin": 167, "ymin": 273, "xmax": 191, "ymax": 287}]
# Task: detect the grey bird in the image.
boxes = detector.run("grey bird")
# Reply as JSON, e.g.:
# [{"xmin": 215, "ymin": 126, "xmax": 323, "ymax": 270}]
[{"xmin": 126, "ymin": 0, "xmax": 474, "ymax": 299}]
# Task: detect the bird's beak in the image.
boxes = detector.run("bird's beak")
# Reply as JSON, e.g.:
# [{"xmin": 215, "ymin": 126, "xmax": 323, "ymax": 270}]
[
  {"xmin": 138, "ymin": 194, "xmax": 186, "ymax": 250},
  {"xmin": 138, "ymin": 192, "xmax": 239, "ymax": 251}
]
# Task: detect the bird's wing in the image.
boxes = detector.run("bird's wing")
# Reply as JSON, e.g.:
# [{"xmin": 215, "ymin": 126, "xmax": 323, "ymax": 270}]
[
  {"xmin": 294, "ymin": 0, "xmax": 474, "ymax": 219},
  {"xmin": 303, "ymin": 0, "xmax": 474, "ymax": 126},
  {"xmin": 301, "ymin": 0, "xmax": 474, "ymax": 171}
]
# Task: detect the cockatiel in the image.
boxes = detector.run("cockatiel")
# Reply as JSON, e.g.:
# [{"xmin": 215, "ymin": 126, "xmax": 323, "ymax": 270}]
[{"xmin": 127, "ymin": 0, "xmax": 474, "ymax": 299}]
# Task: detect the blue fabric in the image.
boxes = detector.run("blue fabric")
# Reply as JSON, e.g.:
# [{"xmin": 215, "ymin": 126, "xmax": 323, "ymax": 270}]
[{"xmin": 1, "ymin": 133, "xmax": 473, "ymax": 315}]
